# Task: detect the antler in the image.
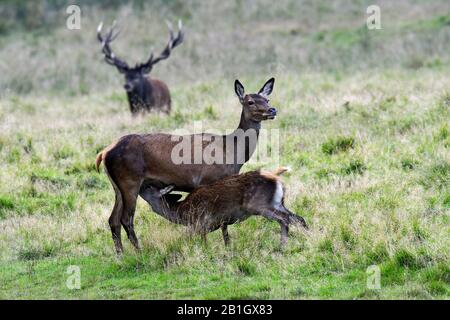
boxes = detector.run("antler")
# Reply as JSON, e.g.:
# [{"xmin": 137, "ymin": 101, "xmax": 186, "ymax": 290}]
[
  {"xmin": 140, "ymin": 20, "xmax": 184, "ymax": 70},
  {"xmin": 97, "ymin": 21, "xmax": 129, "ymax": 71}
]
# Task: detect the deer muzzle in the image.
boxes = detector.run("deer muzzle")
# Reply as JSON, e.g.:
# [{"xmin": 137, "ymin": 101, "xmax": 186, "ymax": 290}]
[
  {"xmin": 263, "ymin": 107, "xmax": 277, "ymax": 119},
  {"xmin": 124, "ymin": 83, "xmax": 133, "ymax": 92}
]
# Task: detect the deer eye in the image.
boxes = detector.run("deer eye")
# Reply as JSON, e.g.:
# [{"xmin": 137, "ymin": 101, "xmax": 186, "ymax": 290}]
[{"xmin": 248, "ymin": 101, "xmax": 255, "ymax": 106}]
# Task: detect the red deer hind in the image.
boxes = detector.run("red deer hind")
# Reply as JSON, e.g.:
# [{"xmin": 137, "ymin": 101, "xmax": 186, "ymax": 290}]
[
  {"xmin": 97, "ymin": 20, "xmax": 184, "ymax": 114},
  {"xmin": 96, "ymin": 78, "xmax": 277, "ymax": 253}
]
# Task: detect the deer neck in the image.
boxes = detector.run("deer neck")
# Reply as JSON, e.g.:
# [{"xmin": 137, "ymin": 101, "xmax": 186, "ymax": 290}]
[
  {"xmin": 224, "ymin": 111, "xmax": 261, "ymax": 170},
  {"xmin": 237, "ymin": 111, "xmax": 261, "ymax": 133}
]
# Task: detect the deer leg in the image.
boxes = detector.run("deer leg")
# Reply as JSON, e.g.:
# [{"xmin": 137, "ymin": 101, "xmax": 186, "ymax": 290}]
[
  {"xmin": 279, "ymin": 206, "xmax": 308, "ymax": 230},
  {"xmin": 119, "ymin": 181, "xmax": 142, "ymax": 251},
  {"xmin": 121, "ymin": 201, "xmax": 140, "ymax": 250},
  {"xmin": 257, "ymin": 208, "xmax": 290, "ymax": 248},
  {"xmin": 165, "ymin": 98, "xmax": 171, "ymax": 114},
  {"xmin": 280, "ymin": 223, "xmax": 289, "ymax": 247},
  {"xmin": 221, "ymin": 224, "xmax": 230, "ymax": 246},
  {"xmin": 107, "ymin": 177, "xmax": 124, "ymax": 254},
  {"xmin": 200, "ymin": 232, "xmax": 208, "ymax": 246}
]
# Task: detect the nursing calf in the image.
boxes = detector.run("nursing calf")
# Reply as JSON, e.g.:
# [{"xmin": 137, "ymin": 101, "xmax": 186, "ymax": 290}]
[{"xmin": 140, "ymin": 168, "xmax": 308, "ymax": 247}]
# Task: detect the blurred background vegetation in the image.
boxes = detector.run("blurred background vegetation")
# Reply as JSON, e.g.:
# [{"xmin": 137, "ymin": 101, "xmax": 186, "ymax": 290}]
[{"xmin": 1, "ymin": 0, "xmax": 450, "ymax": 96}]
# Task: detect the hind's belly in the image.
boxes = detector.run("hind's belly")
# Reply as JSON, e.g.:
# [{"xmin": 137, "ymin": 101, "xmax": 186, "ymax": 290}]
[{"xmin": 144, "ymin": 166, "xmax": 233, "ymax": 192}]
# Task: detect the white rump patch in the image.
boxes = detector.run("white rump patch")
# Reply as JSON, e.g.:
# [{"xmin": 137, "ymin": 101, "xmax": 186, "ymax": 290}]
[{"xmin": 272, "ymin": 181, "xmax": 284, "ymax": 208}]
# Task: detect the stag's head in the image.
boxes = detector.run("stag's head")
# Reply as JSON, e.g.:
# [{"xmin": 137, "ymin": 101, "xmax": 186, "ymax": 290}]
[
  {"xmin": 234, "ymin": 78, "xmax": 277, "ymax": 122},
  {"xmin": 97, "ymin": 21, "xmax": 184, "ymax": 93}
]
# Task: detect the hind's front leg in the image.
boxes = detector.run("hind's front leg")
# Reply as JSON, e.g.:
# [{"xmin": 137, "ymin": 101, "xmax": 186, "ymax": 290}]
[{"xmin": 221, "ymin": 224, "xmax": 230, "ymax": 246}]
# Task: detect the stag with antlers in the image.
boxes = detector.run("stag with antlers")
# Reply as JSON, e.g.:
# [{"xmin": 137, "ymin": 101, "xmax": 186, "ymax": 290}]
[{"xmin": 97, "ymin": 21, "xmax": 184, "ymax": 114}]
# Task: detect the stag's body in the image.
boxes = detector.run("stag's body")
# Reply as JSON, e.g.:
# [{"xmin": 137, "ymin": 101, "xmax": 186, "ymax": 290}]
[
  {"xmin": 97, "ymin": 78, "xmax": 278, "ymax": 253},
  {"xmin": 140, "ymin": 168, "xmax": 308, "ymax": 247},
  {"xmin": 126, "ymin": 78, "xmax": 171, "ymax": 114},
  {"xmin": 97, "ymin": 21, "xmax": 183, "ymax": 114}
]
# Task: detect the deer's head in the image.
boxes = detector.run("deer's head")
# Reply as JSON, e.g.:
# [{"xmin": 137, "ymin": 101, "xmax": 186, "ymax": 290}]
[
  {"xmin": 140, "ymin": 185, "xmax": 182, "ymax": 206},
  {"xmin": 234, "ymin": 78, "xmax": 277, "ymax": 122},
  {"xmin": 97, "ymin": 21, "xmax": 184, "ymax": 93}
]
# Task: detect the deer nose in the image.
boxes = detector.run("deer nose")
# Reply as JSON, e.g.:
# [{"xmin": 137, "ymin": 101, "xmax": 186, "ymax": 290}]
[
  {"xmin": 268, "ymin": 108, "xmax": 277, "ymax": 115},
  {"xmin": 124, "ymin": 83, "xmax": 132, "ymax": 92}
]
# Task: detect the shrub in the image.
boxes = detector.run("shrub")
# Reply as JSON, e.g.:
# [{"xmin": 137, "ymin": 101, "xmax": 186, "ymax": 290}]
[
  {"xmin": 0, "ymin": 195, "xmax": 15, "ymax": 218},
  {"xmin": 443, "ymin": 194, "xmax": 450, "ymax": 208},
  {"xmin": 394, "ymin": 249, "xmax": 420, "ymax": 269},
  {"xmin": 421, "ymin": 162, "xmax": 450, "ymax": 189},
  {"xmin": 53, "ymin": 145, "xmax": 75, "ymax": 160},
  {"xmin": 321, "ymin": 136, "xmax": 355, "ymax": 155},
  {"xmin": 401, "ymin": 158, "xmax": 418, "ymax": 170},
  {"xmin": 341, "ymin": 159, "xmax": 366, "ymax": 175}
]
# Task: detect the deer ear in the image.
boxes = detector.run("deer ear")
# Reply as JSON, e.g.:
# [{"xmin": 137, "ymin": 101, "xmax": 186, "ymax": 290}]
[
  {"xmin": 234, "ymin": 80, "xmax": 245, "ymax": 102},
  {"xmin": 258, "ymin": 77, "xmax": 275, "ymax": 96},
  {"xmin": 160, "ymin": 185, "xmax": 174, "ymax": 196}
]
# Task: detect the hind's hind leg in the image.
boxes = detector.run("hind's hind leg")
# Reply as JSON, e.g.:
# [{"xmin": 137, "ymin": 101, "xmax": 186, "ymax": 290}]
[
  {"xmin": 109, "ymin": 186, "xmax": 124, "ymax": 254},
  {"xmin": 118, "ymin": 179, "xmax": 142, "ymax": 251}
]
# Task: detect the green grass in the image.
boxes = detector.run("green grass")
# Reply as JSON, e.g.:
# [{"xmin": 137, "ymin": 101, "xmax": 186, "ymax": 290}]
[{"xmin": 0, "ymin": 67, "xmax": 449, "ymax": 299}]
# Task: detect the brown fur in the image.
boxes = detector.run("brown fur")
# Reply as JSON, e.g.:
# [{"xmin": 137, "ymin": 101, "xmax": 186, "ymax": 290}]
[
  {"xmin": 148, "ymin": 79, "xmax": 171, "ymax": 113},
  {"xmin": 126, "ymin": 78, "xmax": 172, "ymax": 114},
  {"xmin": 260, "ymin": 166, "xmax": 290, "ymax": 181},
  {"xmin": 95, "ymin": 138, "xmax": 121, "ymax": 172},
  {"xmin": 97, "ymin": 21, "xmax": 182, "ymax": 115},
  {"xmin": 98, "ymin": 78, "xmax": 278, "ymax": 253},
  {"xmin": 140, "ymin": 169, "xmax": 308, "ymax": 247}
]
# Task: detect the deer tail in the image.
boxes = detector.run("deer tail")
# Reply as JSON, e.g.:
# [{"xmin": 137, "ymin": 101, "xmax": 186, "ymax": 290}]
[
  {"xmin": 95, "ymin": 151, "xmax": 104, "ymax": 173},
  {"xmin": 272, "ymin": 166, "xmax": 291, "ymax": 176}
]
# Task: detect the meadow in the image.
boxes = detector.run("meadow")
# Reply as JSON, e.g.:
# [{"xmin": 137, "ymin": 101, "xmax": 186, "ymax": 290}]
[{"xmin": 0, "ymin": 0, "xmax": 449, "ymax": 299}]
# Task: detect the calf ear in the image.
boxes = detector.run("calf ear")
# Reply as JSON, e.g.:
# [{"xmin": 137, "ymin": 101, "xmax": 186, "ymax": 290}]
[
  {"xmin": 234, "ymin": 79, "xmax": 245, "ymax": 102},
  {"xmin": 258, "ymin": 77, "xmax": 275, "ymax": 97},
  {"xmin": 164, "ymin": 194, "xmax": 183, "ymax": 203},
  {"xmin": 160, "ymin": 185, "xmax": 174, "ymax": 195}
]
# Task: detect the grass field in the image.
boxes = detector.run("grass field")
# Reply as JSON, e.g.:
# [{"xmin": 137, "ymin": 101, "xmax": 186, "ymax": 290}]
[{"xmin": 0, "ymin": 0, "xmax": 449, "ymax": 299}]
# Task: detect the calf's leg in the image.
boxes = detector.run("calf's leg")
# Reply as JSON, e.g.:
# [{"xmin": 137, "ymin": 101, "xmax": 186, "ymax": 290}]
[
  {"xmin": 257, "ymin": 208, "xmax": 291, "ymax": 248},
  {"xmin": 280, "ymin": 206, "xmax": 308, "ymax": 229}
]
